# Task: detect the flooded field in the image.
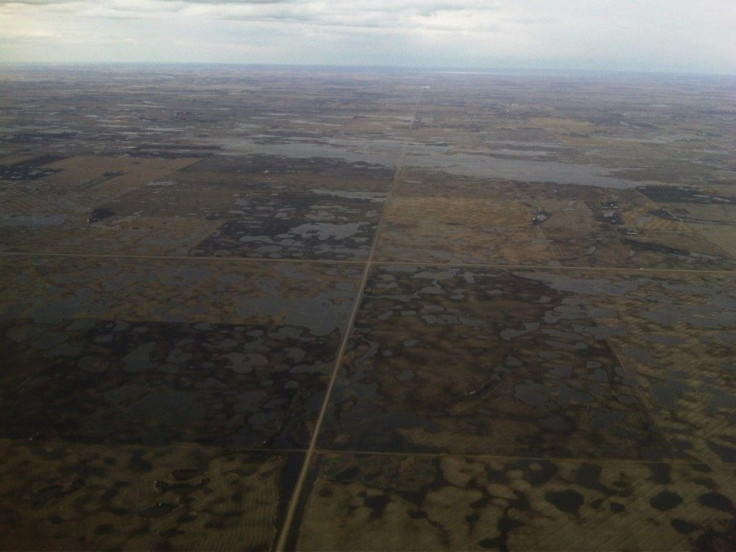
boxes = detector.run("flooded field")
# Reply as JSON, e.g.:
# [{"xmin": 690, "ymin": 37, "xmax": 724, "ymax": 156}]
[{"xmin": 0, "ymin": 66, "xmax": 734, "ymax": 551}]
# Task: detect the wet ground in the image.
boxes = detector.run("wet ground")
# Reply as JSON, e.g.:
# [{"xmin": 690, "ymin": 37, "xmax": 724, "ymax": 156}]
[{"xmin": 0, "ymin": 66, "xmax": 734, "ymax": 551}]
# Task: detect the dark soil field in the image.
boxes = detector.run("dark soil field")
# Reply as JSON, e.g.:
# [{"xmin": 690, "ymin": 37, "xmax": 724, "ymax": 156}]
[{"xmin": 1, "ymin": 66, "xmax": 734, "ymax": 551}]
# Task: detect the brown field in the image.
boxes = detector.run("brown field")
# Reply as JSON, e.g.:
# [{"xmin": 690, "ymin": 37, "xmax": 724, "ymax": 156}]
[{"xmin": 0, "ymin": 66, "xmax": 734, "ymax": 551}]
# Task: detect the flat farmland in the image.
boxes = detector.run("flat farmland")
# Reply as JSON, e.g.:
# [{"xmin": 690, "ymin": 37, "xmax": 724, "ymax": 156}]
[{"xmin": 0, "ymin": 66, "xmax": 734, "ymax": 551}]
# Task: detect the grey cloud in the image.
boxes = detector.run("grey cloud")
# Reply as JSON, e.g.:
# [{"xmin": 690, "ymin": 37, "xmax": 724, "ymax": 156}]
[
  {"xmin": 502, "ymin": 16, "xmax": 554, "ymax": 25},
  {"xmin": 169, "ymin": 0, "xmax": 295, "ymax": 3},
  {"xmin": 202, "ymin": 1, "xmax": 501, "ymax": 30},
  {"xmin": 1, "ymin": 0, "xmax": 733, "ymax": 73},
  {"xmin": 0, "ymin": 0, "xmax": 74, "ymax": 3}
]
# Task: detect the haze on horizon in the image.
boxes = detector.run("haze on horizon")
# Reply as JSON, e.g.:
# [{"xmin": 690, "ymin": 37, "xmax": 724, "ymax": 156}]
[{"xmin": 0, "ymin": 0, "xmax": 735, "ymax": 75}]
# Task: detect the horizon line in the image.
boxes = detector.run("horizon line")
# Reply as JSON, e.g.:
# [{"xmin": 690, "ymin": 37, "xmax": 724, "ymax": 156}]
[{"xmin": 1, "ymin": 61, "xmax": 735, "ymax": 78}]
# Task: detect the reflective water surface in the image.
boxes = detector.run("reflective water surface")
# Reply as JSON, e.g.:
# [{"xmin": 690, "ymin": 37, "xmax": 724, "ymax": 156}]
[{"xmin": 1, "ymin": 67, "xmax": 734, "ymax": 550}]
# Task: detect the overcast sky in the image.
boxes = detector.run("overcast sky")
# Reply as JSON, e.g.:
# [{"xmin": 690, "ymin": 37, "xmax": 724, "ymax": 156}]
[{"xmin": 1, "ymin": 0, "xmax": 734, "ymax": 73}]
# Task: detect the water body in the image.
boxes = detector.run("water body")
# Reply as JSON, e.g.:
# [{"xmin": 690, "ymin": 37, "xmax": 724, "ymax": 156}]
[{"xmin": 209, "ymin": 136, "xmax": 658, "ymax": 188}]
